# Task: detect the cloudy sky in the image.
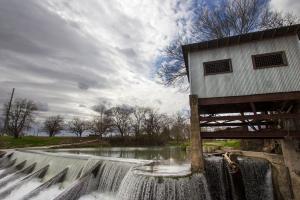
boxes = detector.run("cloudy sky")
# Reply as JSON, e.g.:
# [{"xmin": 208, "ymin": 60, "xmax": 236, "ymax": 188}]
[{"xmin": 0, "ymin": 0, "xmax": 299, "ymax": 120}]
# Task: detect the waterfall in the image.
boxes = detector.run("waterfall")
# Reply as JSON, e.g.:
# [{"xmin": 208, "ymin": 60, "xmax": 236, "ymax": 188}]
[
  {"xmin": 204, "ymin": 156, "xmax": 274, "ymax": 200},
  {"xmin": 8, "ymin": 151, "xmax": 89, "ymax": 186},
  {"xmin": 0, "ymin": 165, "xmax": 49, "ymax": 199},
  {"xmin": 23, "ymin": 168, "xmax": 68, "ymax": 199},
  {"xmin": 31, "ymin": 185, "xmax": 62, "ymax": 200},
  {"xmin": 55, "ymin": 160, "xmax": 133, "ymax": 200},
  {"xmin": 0, "ymin": 162, "xmax": 36, "ymax": 189},
  {"xmin": 0, "ymin": 150, "xmax": 276, "ymax": 200},
  {"xmin": 237, "ymin": 157, "xmax": 274, "ymax": 200},
  {"xmin": 116, "ymin": 170, "xmax": 211, "ymax": 200},
  {"xmin": 3, "ymin": 178, "xmax": 42, "ymax": 200},
  {"xmin": 0, "ymin": 153, "xmax": 16, "ymax": 169},
  {"xmin": 204, "ymin": 156, "xmax": 231, "ymax": 200},
  {"xmin": 0, "ymin": 160, "xmax": 27, "ymax": 179},
  {"xmin": 92, "ymin": 160, "xmax": 133, "ymax": 193}
]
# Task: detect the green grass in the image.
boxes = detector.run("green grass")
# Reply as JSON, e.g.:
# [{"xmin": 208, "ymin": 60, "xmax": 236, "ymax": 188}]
[
  {"xmin": 203, "ymin": 139, "xmax": 240, "ymax": 149},
  {"xmin": 168, "ymin": 139, "xmax": 241, "ymax": 150},
  {"xmin": 0, "ymin": 136, "xmax": 96, "ymax": 149},
  {"xmin": 0, "ymin": 136, "xmax": 241, "ymax": 150}
]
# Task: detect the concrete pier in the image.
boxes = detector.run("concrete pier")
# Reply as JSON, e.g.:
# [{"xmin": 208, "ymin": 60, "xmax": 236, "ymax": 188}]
[
  {"xmin": 189, "ymin": 95, "xmax": 204, "ymax": 173},
  {"xmin": 281, "ymin": 138, "xmax": 300, "ymax": 200},
  {"xmin": 282, "ymin": 103, "xmax": 300, "ymax": 200}
]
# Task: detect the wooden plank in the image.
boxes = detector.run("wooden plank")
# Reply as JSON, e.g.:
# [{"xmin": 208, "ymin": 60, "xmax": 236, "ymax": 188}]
[
  {"xmin": 198, "ymin": 91, "xmax": 300, "ymax": 106},
  {"xmin": 199, "ymin": 101, "xmax": 286, "ymax": 114},
  {"xmin": 201, "ymin": 130, "xmax": 300, "ymax": 139},
  {"xmin": 200, "ymin": 122, "xmax": 274, "ymax": 127},
  {"xmin": 250, "ymin": 102, "xmax": 261, "ymax": 130},
  {"xmin": 200, "ymin": 113, "xmax": 300, "ymax": 122}
]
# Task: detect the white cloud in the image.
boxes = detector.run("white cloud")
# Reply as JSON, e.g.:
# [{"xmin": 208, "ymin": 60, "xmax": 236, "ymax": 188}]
[
  {"xmin": 0, "ymin": 0, "xmax": 191, "ymax": 120},
  {"xmin": 270, "ymin": 0, "xmax": 300, "ymax": 16}
]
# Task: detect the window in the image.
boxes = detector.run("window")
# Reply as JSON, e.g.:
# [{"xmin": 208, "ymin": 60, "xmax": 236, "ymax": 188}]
[
  {"xmin": 203, "ymin": 59, "xmax": 232, "ymax": 76},
  {"xmin": 252, "ymin": 51, "xmax": 288, "ymax": 69}
]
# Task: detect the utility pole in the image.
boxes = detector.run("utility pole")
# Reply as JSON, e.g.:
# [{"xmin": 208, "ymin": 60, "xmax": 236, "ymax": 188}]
[{"xmin": 3, "ymin": 88, "xmax": 15, "ymax": 135}]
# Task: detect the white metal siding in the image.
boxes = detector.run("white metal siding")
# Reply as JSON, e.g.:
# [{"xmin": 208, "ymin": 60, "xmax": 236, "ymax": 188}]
[{"xmin": 189, "ymin": 35, "xmax": 300, "ymax": 98}]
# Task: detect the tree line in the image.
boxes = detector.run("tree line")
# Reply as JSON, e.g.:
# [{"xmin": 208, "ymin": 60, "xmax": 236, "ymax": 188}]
[{"xmin": 0, "ymin": 98, "xmax": 189, "ymax": 145}]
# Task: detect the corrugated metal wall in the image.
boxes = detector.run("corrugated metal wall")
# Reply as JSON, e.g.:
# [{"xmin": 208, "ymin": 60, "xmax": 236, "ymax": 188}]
[{"xmin": 189, "ymin": 35, "xmax": 300, "ymax": 98}]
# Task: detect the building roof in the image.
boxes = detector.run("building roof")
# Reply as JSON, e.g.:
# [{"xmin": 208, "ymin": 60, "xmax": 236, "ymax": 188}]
[{"xmin": 182, "ymin": 24, "xmax": 300, "ymax": 79}]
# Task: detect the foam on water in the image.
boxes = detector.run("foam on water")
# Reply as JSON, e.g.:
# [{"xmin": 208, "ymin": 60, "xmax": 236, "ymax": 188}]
[
  {"xmin": 133, "ymin": 164, "xmax": 191, "ymax": 177},
  {"xmin": 30, "ymin": 185, "xmax": 64, "ymax": 200},
  {"xmin": 79, "ymin": 192, "xmax": 115, "ymax": 200},
  {"xmin": 3, "ymin": 178, "xmax": 42, "ymax": 200},
  {"xmin": 0, "ymin": 176, "xmax": 25, "ymax": 194},
  {"xmin": 0, "ymin": 172, "xmax": 17, "ymax": 183}
]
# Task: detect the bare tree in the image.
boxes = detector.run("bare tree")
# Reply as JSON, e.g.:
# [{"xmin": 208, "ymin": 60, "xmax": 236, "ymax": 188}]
[
  {"xmin": 90, "ymin": 104, "xmax": 111, "ymax": 139},
  {"xmin": 43, "ymin": 115, "xmax": 64, "ymax": 137},
  {"xmin": 261, "ymin": 10, "xmax": 300, "ymax": 29},
  {"xmin": 157, "ymin": 35, "xmax": 189, "ymax": 87},
  {"xmin": 171, "ymin": 112, "xmax": 188, "ymax": 144},
  {"xmin": 90, "ymin": 116, "xmax": 111, "ymax": 139},
  {"xmin": 158, "ymin": 0, "xmax": 299, "ymax": 87},
  {"xmin": 0, "ymin": 116, "xmax": 4, "ymax": 134},
  {"xmin": 3, "ymin": 98, "xmax": 37, "ymax": 138},
  {"xmin": 144, "ymin": 108, "xmax": 169, "ymax": 136},
  {"xmin": 68, "ymin": 117, "xmax": 89, "ymax": 137},
  {"xmin": 106, "ymin": 105, "xmax": 133, "ymax": 138},
  {"xmin": 131, "ymin": 106, "xmax": 148, "ymax": 137},
  {"xmin": 93, "ymin": 104, "xmax": 107, "ymax": 116}
]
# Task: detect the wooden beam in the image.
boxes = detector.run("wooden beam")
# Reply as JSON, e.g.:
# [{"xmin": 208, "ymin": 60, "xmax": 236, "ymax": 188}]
[
  {"xmin": 198, "ymin": 91, "xmax": 300, "ymax": 106},
  {"xmin": 200, "ymin": 113, "xmax": 300, "ymax": 122},
  {"xmin": 201, "ymin": 130, "xmax": 300, "ymax": 139},
  {"xmin": 200, "ymin": 121, "xmax": 275, "ymax": 127},
  {"xmin": 250, "ymin": 102, "xmax": 261, "ymax": 130}
]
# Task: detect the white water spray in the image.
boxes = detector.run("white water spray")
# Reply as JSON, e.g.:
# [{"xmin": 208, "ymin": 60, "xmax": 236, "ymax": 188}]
[{"xmin": 3, "ymin": 178, "xmax": 42, "ymax": 200}]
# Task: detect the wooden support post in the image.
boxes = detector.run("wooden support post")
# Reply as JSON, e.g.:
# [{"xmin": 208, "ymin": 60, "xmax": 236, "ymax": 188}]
[{"xmin": 189, "ymin": 95, "xmax": 204, "ymax": 173}]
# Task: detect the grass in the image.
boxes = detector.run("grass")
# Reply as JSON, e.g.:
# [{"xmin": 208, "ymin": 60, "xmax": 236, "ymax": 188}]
[
  {"xmin": 203, "ymin": 139, "xmax": 240, "ymax": 149},
  {"xmin": 0, "ymin": 136, "xmax": 241, "ymax": 150},
  {"xmin": 168, "ymin": 139, "xmax": 240, "ymax": 152},
  {"xmin": 0, "ymin": 136, "xmax": 100, "ymax": 149}
]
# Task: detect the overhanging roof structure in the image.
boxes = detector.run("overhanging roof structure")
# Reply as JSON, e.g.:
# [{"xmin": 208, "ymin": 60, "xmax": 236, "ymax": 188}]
[{"xmin": 182, "ymin": 24, "xmax": 300, "ymax": 79}]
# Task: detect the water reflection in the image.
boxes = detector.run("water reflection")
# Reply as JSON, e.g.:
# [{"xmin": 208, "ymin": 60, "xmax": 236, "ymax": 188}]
[{"xmin": 50, "ymin": 146, "xmax": 189, "ymax": 164}]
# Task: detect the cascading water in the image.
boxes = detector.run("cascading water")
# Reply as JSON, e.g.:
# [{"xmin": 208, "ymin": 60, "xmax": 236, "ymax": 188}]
[
  {"xmin": 116, "ymin": 170, "xmax": 211, "ymax": 200},
  {"xmin": 204, "ymin": 156, "xmax": 232, "ymax": 200},
  {"xmin": 0, "ymin": 150, "xmax": 276, "ymax": 200},
  {"xmin": 87, "ymin": 160, "xmax": 133, "ymax": 193},
  {"xmin": 55, "ymin": 160, "xmax": 133, "ymax": 200},
  {"xmin": 3, "ymin": 178, "xmax": 42, "ymax": 200},
  {"xmin": 237, "ymin": 157, "xmax": 274, "ymax": 200},
  {"xmin": 204, "ymin": 156, "xmax": 274, "ymax": 200}
]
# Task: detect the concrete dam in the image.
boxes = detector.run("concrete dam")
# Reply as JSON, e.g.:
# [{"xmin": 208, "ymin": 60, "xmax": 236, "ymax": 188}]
[{"xmin": 0, "ymin": 149, "xmax": 276, "ymax": 200}]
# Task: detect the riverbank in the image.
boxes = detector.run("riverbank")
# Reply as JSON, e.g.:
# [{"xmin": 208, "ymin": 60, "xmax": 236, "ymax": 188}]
[
  {"xmin": 0, "ymin": 136, "xmax": 240, "ymax": 150},
  {"xmin": 0, "ymin": 136, "xmax": 108, "ymax": 149}
]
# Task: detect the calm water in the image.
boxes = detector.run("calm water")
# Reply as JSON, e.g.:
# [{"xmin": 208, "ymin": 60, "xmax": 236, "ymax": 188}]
[{"xmin": 49, "ymin": 146, "xmax": 189, "ymax": 164}]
